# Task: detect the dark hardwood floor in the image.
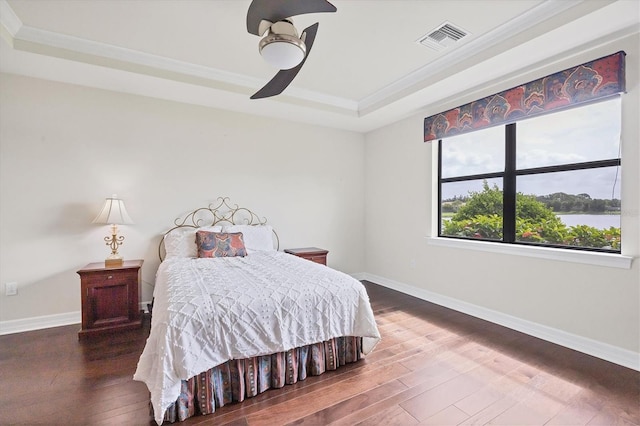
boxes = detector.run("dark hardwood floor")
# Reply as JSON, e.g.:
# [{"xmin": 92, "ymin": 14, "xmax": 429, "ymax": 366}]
[{"xmin": 1, "ymin": 281, "xmax": 638, "ymax": 425}]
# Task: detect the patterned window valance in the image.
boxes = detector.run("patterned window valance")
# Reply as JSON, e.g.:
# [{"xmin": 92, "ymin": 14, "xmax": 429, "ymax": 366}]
[{"xmin": 424, "ymin": 51, "xmax": 626, "ymax": 142}]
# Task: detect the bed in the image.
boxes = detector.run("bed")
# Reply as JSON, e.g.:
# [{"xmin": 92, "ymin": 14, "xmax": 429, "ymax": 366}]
[{"xmin": 133, "ymin": 198, "xmax": 381, "ymax": 424}]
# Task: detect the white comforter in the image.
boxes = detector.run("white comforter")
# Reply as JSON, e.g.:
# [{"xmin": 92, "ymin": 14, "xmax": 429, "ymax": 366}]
[{"xmin": 133, "ymin": 251, "xmax": 380, "ymax": 425}]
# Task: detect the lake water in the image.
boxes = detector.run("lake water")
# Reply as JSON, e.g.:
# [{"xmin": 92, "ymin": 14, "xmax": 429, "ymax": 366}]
[{"xmin": 557, "ymin": 214, "xmax": 620, "ymax": 229}]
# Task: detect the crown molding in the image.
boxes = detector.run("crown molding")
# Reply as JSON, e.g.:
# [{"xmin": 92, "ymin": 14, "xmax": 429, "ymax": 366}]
[
  {"xmin": 0, "ymin": 0, "xmax": 21, "ymax": 37},
  {"xmin": 0, "ymin": 0, "xmax": 632, "ymax": 124},
  {"xmin": 15, "ymin": 25, "xmax": 359, "ymax": 112},
  {"xmin": 358, "ymin": 0, "xmax": 584, "ymax": 114},
  {"xmin": 0, "ymin": 0, "xmax": 581, "ymax": 118},
  {"xmin": 0, "ymin": 0, "xmax": 357, "ymax": 114}
]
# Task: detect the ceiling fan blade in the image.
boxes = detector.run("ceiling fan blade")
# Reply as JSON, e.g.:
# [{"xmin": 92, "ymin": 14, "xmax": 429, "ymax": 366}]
[
  {"xmin": 247, "ymin": 0, "xmax": 335, "ymax": 35},
  {"xmin": 250, "ymin": 23, "xmax": 319, "ymax": 99}
]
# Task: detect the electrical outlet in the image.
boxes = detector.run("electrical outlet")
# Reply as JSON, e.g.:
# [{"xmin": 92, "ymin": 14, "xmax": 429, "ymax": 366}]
[{"xmin": 5, "ymin": 282, "xmax": 17, "ymax": 296}]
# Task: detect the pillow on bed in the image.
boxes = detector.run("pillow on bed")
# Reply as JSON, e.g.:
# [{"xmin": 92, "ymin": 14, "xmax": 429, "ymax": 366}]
[
  {"xmin": 196, "ymin": 231, "xmax": 247, "ymax": 258},
  {"xmin": 164, "ymin": 226, "xmax": 222, "ymax": 258},
  {"xmin": 223, "ymin": 225, "xmax": 274, "ymax": 252}
]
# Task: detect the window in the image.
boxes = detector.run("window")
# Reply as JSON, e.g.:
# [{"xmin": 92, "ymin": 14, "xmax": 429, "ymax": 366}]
[{"xmin": 439, "ymin": 97, "xmax": 621, "ymax": 253}]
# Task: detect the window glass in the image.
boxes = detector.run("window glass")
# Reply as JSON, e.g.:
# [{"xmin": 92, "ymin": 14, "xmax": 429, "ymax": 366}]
[
  {"xmin": 517, "ymin": 98, "xmax": 621, "ymax": 169},
  {"xmin": 440, "ymin": 126, "xmax": 504, "ymax": 178},
  {"xmin": 516, "ymin": 168, "xmax": 621, "ymax": 250},
  {"xmin": 517, "ymin": 167, "xmax": 621, "ymax": 201},
  {"xmin": 441, "ymin": 178, "xmax": 503, "ymax": 241}
]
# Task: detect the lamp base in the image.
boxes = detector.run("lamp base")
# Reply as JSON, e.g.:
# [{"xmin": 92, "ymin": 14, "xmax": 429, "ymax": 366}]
[{"xmin": 105, "ymin": 257, "xmax": 124, "ymax": 268}]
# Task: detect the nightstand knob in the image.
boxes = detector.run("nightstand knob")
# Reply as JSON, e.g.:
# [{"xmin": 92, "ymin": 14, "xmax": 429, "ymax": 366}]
[{"xmin": 107, "ymin": 275, "xmax": 113, "ymax": 279}]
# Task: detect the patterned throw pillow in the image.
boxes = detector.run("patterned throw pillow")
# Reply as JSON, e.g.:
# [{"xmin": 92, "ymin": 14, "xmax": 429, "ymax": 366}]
[
  {"xmin": 196, "ymin": 231, "xmax": 247, "ymax": 258},
  {"xmin": 164, "ymin": 226, "xmax": 223, "ymax": 258}
]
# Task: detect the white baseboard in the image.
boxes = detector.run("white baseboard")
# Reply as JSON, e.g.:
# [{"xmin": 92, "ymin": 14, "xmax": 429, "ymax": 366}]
[
  {"xmin": 0, "ymin": 311, "xmax": 81, "ymax": 335},
  {"xmin": 0, "ymin": 301, "xmax": 152, "ymax": 336},
  {"xmin": 360, "ymin": 272, "xmax": 640, "ymax": 372}
]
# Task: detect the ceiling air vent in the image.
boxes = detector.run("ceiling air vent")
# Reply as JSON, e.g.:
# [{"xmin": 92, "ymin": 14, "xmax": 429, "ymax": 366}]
[{"xmin": 417, "ymin": 22, "xmax": 469, "ymax": 51}]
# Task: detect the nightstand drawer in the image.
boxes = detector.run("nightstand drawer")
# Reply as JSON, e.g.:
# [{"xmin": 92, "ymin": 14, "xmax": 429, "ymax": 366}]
[
  {"xmin": 284, "ymin": 247, "xmax": 329, "ymax": 266},
  {"xmin": 83, "ymin": 270, "xmax": 133, "ymax": 287},
  {"xmin": 306, "ymin": 254, "xmax": 327, "ymax": 265}
]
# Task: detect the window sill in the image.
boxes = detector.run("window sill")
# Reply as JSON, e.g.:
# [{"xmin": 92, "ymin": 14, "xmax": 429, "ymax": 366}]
[{"xmin": 426, "ymin": 237, "xmax": 633, "ymax": 269}]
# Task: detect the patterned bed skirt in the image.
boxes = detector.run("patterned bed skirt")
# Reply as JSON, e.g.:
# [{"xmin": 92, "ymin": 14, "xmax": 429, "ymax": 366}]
[{"xmin": 162, "ymin": 336, "xmax": 363, "ymax": 423}]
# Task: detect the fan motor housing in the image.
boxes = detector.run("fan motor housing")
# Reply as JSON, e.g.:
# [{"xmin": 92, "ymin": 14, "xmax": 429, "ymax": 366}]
[{"xmin": 259, "ymin": 20, "xmax": 306, "ymax": 69}]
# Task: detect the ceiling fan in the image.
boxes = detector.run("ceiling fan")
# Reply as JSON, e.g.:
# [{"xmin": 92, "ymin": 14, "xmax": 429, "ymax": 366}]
[{"xmin": 246, "ymin": 0, "xmax": 337, "ymax": 99}]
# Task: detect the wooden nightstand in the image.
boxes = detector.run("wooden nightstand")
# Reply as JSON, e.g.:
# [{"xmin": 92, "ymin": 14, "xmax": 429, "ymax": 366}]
[
  {"xmin": 284, "ymin": 247, "xmax": 328, "ymax": 265},
  {"xmin": 77, "ymin": 259, "xmax": 143, "ymax": 340}
]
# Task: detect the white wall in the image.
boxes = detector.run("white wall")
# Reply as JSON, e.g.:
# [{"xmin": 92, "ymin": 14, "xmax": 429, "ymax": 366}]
[
  {"xmin": 0, "ymin": 73, "xmax": 365, "ymax": 323},
  {"xmin": 1, "ymin": 32, "xmax": 637, "ymax": 370},
  {"xmin": 364, "ymin": 34, "xmax": 640, "ymax": 358}
]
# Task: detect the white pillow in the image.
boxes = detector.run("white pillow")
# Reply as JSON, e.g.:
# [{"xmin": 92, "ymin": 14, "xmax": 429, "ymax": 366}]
[
  {"xmin": 223, "ymin": 224, "xmax": 274, "ymax": 252},
  {"xmin": 164, "ymin": 225, "xmax": 222, "ymax": 258}
]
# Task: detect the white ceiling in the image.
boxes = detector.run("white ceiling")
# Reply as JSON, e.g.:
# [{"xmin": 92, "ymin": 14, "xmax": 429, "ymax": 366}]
[{"xmin": 1, "ymin": 0, "xmax": 638, "ymax": 132}]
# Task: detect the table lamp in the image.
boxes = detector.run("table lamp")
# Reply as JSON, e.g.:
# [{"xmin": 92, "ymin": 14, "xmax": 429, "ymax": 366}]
[{"xmin": 92, "ymin": 194, "xmax": 134, "ymax": 267}]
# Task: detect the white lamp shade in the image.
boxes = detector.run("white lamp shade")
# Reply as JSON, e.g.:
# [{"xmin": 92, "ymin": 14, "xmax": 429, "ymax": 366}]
[
  {"xmin": 258, "ymin": 20, "xmax": 306, "ymax": 70},
  {"xmin": 92, "ymin": 194, "xmax": 134, "ymax": 225},
  {"xmin": 260, "ymin": 40, "xmax": 305, "ymax": 69}
]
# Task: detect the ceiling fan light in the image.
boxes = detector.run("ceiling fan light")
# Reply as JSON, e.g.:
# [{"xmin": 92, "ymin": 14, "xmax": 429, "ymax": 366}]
[{"xmin": 259, "ymin": 33, "xmax": 306, "ymax": 70}]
